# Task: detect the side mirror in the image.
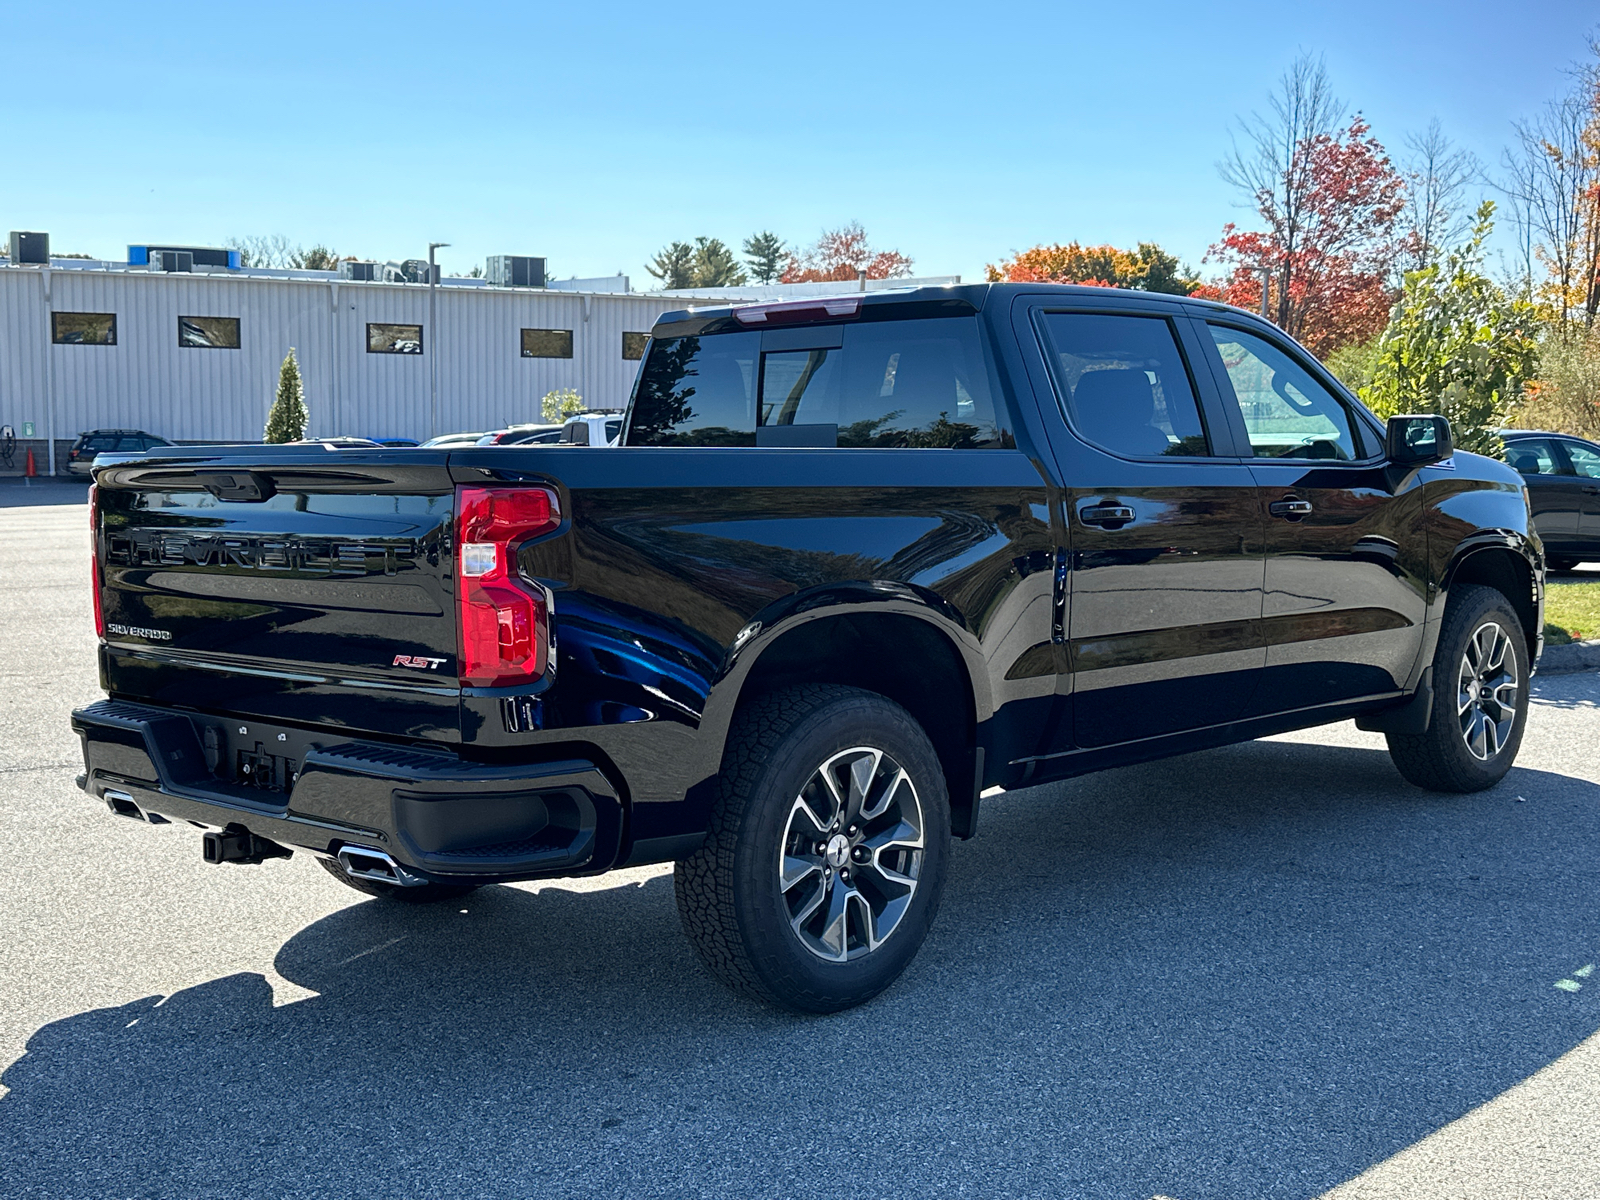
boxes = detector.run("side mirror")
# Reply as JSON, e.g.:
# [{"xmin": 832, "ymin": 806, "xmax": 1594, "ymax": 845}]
[{"xmin": 1386, "ymin": 414, "xmax": 1453, "ymax": 466}]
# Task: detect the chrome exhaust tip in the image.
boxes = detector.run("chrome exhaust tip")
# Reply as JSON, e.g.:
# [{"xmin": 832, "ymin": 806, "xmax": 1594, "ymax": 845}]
[{"xmin": 337, "ymin": 845, "xmax": 428, "ymax": 888}]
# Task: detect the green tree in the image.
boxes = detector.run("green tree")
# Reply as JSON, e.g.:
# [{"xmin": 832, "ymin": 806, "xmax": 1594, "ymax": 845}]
[
  {"xmin": 291, "ymin": 244, "xmax": 340, "ymax": 270},
  {"xmin": 264, "ymin": 348, "xmax": 309, "ymax": 443},
  {"xmin": 645, "ymin": 241, "xmax": 696, "ymax": 288},
  {"xmin": 541, "ymin": 388, "xmax": 585, "ymax": 423},
  {"xmin": 1361, "ymin": 202, "xmax": 1540, "ymax": 454},
  {"xmin": 743, "ymin": 231, "xmax": 787, "ymax": 283},
  {"xmin": 692, "ymin": 237, "xmax": 747, "ymax": 286}
]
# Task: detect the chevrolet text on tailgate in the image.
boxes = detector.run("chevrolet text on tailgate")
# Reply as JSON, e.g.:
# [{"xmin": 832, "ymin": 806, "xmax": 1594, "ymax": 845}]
[{"xmin": 74, "ymin": 283, "xmax": 1544, "ymax": 1012}]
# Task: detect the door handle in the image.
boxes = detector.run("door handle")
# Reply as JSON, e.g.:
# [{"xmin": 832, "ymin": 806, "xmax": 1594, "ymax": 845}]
[
  {"xmin": 1269, "ymin": 497, "xmax": 1314, "ymax": 520},
  {"xmin": 1078, "ymin": 502, "xmax": 1135, "ymax": 529}
]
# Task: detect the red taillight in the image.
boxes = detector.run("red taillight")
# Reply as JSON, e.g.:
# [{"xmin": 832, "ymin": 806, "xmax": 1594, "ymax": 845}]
[
  {"xmin": 454, "ymin": 485, "xmax": 560, "ymax": 687},
  {"xmin": 732, "ymin": 295, "xmax": 862, "ymax": 326},
  {"xmin": 89, "ymin": 483, "xmax": 104, "ymax": 638}
]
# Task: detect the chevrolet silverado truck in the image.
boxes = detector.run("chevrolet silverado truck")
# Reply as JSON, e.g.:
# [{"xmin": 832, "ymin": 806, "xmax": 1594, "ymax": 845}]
[{"xmin": 73, "ymin": 283, "xmax": 1543, "ymax": 1012}]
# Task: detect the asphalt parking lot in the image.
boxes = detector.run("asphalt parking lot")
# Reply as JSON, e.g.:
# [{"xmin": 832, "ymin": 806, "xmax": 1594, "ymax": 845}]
[{"xmin": 2, "ymin": 478, "xmax": 1599, "ymax": 1200}]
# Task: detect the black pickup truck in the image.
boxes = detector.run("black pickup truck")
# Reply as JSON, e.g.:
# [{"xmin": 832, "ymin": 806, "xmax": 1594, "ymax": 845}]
[{"xmin": 74, "ymin": 283, "xmax": 1543, "ymax": 1012}]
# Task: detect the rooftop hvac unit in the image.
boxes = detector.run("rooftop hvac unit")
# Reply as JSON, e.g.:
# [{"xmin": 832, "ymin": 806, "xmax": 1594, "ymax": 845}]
[
  {"xmin": 148, "ymin": 250, "xmax": 194, "ymax": 273},
  {"xmin": 487, "ymin": 255, "xmax": 546, "ymax": 288},
  {"xmin": 340, "ymin": 260, "xmax": 378, "ymax": 281},
  {"xmin": 381, "ymin": 259, "xmax": 438, "ymax": 284},
  {"xmin": 8, "ymin": 231, "xmax": 49, "ymax": 264},
  {"xmin": 129, "ymin": 244, "xmax": 235, "ymax": 268}
]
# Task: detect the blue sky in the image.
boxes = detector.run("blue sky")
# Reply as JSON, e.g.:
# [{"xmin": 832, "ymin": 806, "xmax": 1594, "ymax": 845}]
[{"xmin": 2, "ymin": 1, "xmax": 1594, "ymax": 284}]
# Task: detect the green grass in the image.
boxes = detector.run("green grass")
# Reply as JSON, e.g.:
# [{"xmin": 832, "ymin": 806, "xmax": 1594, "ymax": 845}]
[{"xmin": 1545, "ymin": 579, "xmax": 1600, "ymax": 645}]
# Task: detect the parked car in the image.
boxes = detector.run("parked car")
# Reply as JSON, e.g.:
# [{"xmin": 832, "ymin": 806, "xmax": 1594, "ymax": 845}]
[
  {"xmin": 287, "ymin": 437, "xmax": 385, "ymax": 449},
  {"xmin": 67, "ymin": 429, "xmax": 172, "ymax": 477},
  {"xmin": 418, "ymin": 432, "xmax": 486, "ymax": 448},
  {"xmin": 477, "ymin": 424, "xmax": 565, "ymax": 446},
  {"xmin": 560, "ymin": 413, "xmax": 624, "ymax": 446},
  {"xmin": 73, "ymin": 283, "xmax": 1542, "ymax": 1013},
  {"xmin": 1500, "ymin": 429, "xmax": 1600, "ymax": 571}
]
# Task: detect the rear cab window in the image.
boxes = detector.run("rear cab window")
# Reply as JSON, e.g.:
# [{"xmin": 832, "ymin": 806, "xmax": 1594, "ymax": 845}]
[{"xmin": 626, "ymin": 315, "xmax": 1009, "ymax": 448}]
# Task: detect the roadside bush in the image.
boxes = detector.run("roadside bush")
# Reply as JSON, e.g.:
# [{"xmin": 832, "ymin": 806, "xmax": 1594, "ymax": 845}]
[
  {"xmin": 1513, "ymin": 328, "xmax": 1600, "ymax": 440},
  {"xmin": 541, "ymin": 388, "xmax": 585, "ymax": 424}
]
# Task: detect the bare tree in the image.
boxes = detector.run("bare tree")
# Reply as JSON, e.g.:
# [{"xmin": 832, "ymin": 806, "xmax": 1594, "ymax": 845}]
[
  {"xmin": 1218, "ymin": 52, "xmax": 1345, "ymax": 328},
  {"xmin": 1401, "ymin": 118, "xmax": 1480, "ymax": 272},
  {"xmin": 226, "ymin": 234, "xmax": 297, "ymax": 269},
  {"xmin": 1499, "ymin": 40, "xmax": 1600, "ymax": 327}
]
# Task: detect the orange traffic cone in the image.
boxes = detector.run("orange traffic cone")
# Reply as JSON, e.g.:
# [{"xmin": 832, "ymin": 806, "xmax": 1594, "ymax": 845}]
[{"xmin": 24, "ymin": 448, "xmax": 36, "ymax": 477}]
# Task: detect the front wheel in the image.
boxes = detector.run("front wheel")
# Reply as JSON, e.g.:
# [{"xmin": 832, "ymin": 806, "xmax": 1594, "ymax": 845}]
[
  {"xmin": 1386, "ymin": 584, "xmax": 1530, "ymax": 792},
  {"xmin": 675, "ymin": 685, "xmax": 950, "ymax": 1013}
]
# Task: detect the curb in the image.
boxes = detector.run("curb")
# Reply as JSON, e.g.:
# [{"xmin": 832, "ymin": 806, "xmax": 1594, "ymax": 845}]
[{"xmin": 1539, "ymin": 639, "xmax": 1600, "ymax": 674}]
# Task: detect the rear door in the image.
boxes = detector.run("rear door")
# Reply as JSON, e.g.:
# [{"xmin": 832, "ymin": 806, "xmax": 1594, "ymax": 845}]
[
  {"xmin": 1197, "ymin": 321, "xmax": 1428, "ymax": 711},
  {"xmin": 1553, "ymin": 439, "xmax": 1600, "ymax": 555},
  {"xmin": 1507, "ymin": 437, "xmax": 1584, "ymax": 552},
  {"xmin": 1017, "ymin": 298, "xmax": 1266, "ymax": 749}
]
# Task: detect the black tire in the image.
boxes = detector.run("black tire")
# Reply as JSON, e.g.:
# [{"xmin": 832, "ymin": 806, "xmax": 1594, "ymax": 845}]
[
  {"xmin": 675, "ymin": 684, "xmax": 951, "ymax": 1013},
  {"xmin": 1386, "ymin": 584, "xmax": 1530, "ymax": 793},
  {"xmin": 1547, "ymin": 556, "xmax": 1579, "ymax": 573},
  {"xmin": 316, "ymin": 855, "xmax": 479, "ymax": 904}
]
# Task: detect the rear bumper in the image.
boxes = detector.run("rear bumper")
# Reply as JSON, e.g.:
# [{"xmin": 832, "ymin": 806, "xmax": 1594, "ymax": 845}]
[{"xmin": 71, "ymin": 699, "xmax": 624, "ymax": 883}]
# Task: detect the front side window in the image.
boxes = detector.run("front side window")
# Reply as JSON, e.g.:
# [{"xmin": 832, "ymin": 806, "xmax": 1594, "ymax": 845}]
[
  {"xmin": 522, "ymin": 328, "xmax": 573, "ymax": 358},
  {"xmin": 1506, "ymin": 439, "xmax": 1560, "ymax": 476},
  {"xmin": 368, "ymin": 323, "xmax": 423, "ymax": 354},
  {"xmin": 179, "ymin": 316, "xmax": 240, "ymax": 349},
  {"xmin": 1209, "ymin": 326, "xmax": 1363, "ymax": 461},
  {"xmin": 1039, "ymin": 312, "xmax": 1208, "ymax": 457},
  {"xmin": 1561, "ymin": 441, "xmax": 1600, "ymax": 478},
  {"xmin": 53, "ymin": 312, "xmax": 116, "ymax": 346}
]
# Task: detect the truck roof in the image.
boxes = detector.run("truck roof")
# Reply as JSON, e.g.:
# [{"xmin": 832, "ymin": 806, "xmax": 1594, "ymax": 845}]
[{"xmin": 650, "ymin": 281, "xmax": 1259, "ymax": 338}]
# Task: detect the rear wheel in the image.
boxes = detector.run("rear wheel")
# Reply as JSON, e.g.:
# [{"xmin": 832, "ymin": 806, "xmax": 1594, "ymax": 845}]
[
  {"xmin": 316, "ymin": 855, "xmax": 479, "ymax": 904},
  {"xmin": 675, "ymin": 685, "xmax": 950, "ymax": 1013},
  {"xmin": 1386, "ymin": 584, "xmax": 1529, "ymax": 792}
]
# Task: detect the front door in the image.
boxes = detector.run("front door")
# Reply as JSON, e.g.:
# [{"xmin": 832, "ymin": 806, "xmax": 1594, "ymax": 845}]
[
  {"xmin": 1199, "ymin": 322, "xmax": 1429, "ymax": 713},
  {"xmin": 1555, "ymin": 439, "xmax": 1600, "ymax": 558},
  {"xmin": 1024, "ymin": 304, "xmax": 1266, "ymax": 749}
]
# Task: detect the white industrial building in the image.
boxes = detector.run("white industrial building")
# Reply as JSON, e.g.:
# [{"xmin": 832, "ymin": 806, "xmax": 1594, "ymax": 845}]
[{"xmin": 0, "ymin": 239, "xmax": 960, "ymax": 475}]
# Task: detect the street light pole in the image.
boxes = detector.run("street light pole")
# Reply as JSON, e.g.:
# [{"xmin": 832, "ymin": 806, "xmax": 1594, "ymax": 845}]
[
  {"xmin": 1254, "ymin": 266, "xmax": 1272, "ymax": 323},
  {"xmin": 428, "ymin": 242, "xmax": 449, "ymax": 439}
]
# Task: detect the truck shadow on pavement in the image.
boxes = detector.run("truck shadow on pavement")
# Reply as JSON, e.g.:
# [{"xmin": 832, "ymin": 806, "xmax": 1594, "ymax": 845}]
[{"xmin": 5, "ymin": 738, "xmax": 1600, "ymax": 1200}]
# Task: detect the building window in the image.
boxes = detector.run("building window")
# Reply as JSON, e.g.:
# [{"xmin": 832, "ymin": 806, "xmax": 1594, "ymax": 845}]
[
  {"xmin": 368, "ymin": 323, "xmax": 423, "ymax": 354},
  {"xmin": 622, "ymin": 332, "xmax": 649, "ymax": 360},
  {"xmin": 521, "ymin": 328, "xmax": 573, "ymax": 358},
  {"xmin": 179, "ymin": 316, "xmax": 241, "ymax": 349},
  {"xmin": 52, "ymin": 312, "xmax": 117, "ymax": 346}
]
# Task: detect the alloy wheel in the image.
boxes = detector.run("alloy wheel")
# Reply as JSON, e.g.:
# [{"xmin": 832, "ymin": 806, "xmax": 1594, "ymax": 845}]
[
  {"xmin": 778, "ymin": 746, "xmax": 925, "ymax": 962},
  {"xmin": 1457, "ymin": 620, "xmax": 1519, "ymax": 761}
]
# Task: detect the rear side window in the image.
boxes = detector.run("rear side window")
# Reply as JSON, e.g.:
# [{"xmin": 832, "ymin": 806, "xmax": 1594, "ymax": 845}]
[
  {"xmin": 1506, "ymin": 439, "xmax": 1560, "ymax": 476},
  {"xmin": 1038, "ymin": 313, "xmax": 1208, "ymax": 457},
  {"xmin": 628, "ymin": 317, "xmax": 1007, "ymax": 448}
]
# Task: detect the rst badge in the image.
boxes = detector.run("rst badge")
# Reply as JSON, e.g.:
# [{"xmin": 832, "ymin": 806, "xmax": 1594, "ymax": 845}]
[{"xmin": 393, "ymin": 654, "xmax": 447, "ymax": 670}]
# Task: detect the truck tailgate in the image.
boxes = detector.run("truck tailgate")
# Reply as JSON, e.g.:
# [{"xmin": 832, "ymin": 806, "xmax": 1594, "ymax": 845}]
[{"xmin": 94, "ymin": 452, "xmax": 461, "ymax": 743}]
